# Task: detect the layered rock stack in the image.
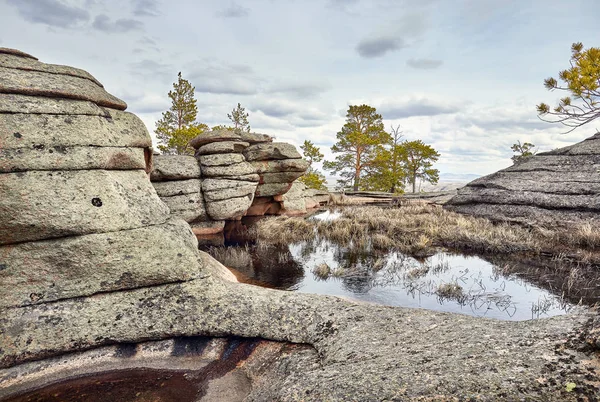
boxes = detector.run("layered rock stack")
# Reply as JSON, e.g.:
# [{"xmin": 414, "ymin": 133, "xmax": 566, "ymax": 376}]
[
  {"xmin": 150, "ymin": 130, "xmax": 311, "ymax": 228},
  {"xmin": 244, "ymin": 142, "xmax": 309, "ymax": 215},
  {"xmin": 446, "ymin": 133, "xmax": 600, "ymax": 226},
  {"xmin": 0, "ymin": 47, "xmax": 205, "ymax": 310},
  {"xmin": 192, "ymin": 130, "xmax": 263, "ymax": 222}
]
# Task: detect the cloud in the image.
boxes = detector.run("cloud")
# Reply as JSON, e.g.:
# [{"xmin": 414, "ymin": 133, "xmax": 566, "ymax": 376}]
[
  {"xmin": 251, "ymin": 100, "xmax": 297, "ymax": 118},
  {"xmin": 133, "ymin": 0, "xmax": 160, "ymax": 17},
  {"xmin": 356, "ymin": 36, "xmax": 405, "ymax": 58},
  {"xmin": 250, "ymin": 99, "xmax": 332, "ymax": 128},
  {"xmin": 189, "ymin": 62, "xmax": 260, "ymax": 95},
  {"xmin": 217, "ymin": 3, "xmax": 250, "ymax": 18},
  {"xmin": 129, "ymin": 59, "xmax": 173, "ymax": 79},
  {"xmin": 379, "ymin": 97, "xmax": 462, "ymax": 118},
  {"xmin": 7, "ymin": 0, "xmax": 89, "ymax": 28},
  {"xmin": 118, "ymin": 91, "xmax": 170, "ymax": 114},
  {"xmin": 92, "ymin": 14, "xmax": 144, "ymax": 33},
  {"xmin": 455, "ymin": 106, "xmax": 553, "ymax": 132},
  {"xmin": 406, "ymin": 58, "xmax": 443, "ymax": 69},
  {"xmin": 268, "ymin": 82, "xmax": 331, "ymax": 98}
]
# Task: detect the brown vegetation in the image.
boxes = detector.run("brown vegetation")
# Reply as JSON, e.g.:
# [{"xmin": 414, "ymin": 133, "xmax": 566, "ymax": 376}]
[{"xmin": 255, "ymin": 205, "xmax": 600, "ymax": 263}]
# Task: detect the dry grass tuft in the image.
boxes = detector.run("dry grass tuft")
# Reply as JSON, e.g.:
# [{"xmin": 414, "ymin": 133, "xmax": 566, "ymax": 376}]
[
  {"xmin": 313, "ymin": 263, "xmax": 331, "ymax": 280},
  {"xmin": 436, "ymin": 282, "xmax": 464, "ymax": 300}
]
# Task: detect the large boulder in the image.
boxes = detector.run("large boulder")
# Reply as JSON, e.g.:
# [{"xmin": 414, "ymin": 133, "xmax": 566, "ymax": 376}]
[
  {"xmin": 0, "ymin": 48, "xmax": 206, "ymax": 315},
  {"xmin": 446, "ymin": 133, "xmax": 600, "ymax": 226},
  {"xmin": 150, "ymin": 155, "xmax": 201, "ymax": 181},
  {"xmin": 195, "ymin": 141, "xmax": 249, "ymax": 155},
  {"xmin": 243, "ymin": 142, "xmax": 302, "ymax": 161},
  {"xmin": 188, "ymin": 129, "xmax": 242, "ymax": 149}
]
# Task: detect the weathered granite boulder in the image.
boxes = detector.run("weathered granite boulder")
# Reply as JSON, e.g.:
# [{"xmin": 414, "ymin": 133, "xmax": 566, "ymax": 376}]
[
  {"xmin": 239, "ymin": 131, "xmax": 273, "ymax": 144},
  {"xmin": 198, "ymin": 153, "xmax": 246, "ymax": 167},
  {"xmin": 195, "ymin": 141, "xmax": 249, "ymax": 155},
  {"xmin": 243, "ymin": 142, "xmax": 302, "ymax": 161},
  {"xmin": 280, "ymin": 181, "xmax": 307, "ymax": 215},
  {"xmin": 0, "ymin": 49, "xmax": 206, "ymax": 312},
  {"xmin": 150, "ymin": 154, "xmax": 201, "ymax": 181},
  {"xmin": 446, "ymin": 133, "xmax": 600, "ymax": 226},
  {"xmin": 188, "ymin": 129, "xmax": 242, "ymax": 149}
]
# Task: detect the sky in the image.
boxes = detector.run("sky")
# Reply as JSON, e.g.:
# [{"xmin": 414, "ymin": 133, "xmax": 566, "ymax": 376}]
[{"xmin": 1, "ymin": 0, "xmax": 599, "ymax": 179}]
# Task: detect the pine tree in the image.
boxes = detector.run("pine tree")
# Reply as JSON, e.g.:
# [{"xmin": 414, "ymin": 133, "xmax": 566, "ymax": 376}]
[
  {"xmin": 227, "ymin": 103, "xmax": 251, "ymax": 132},
  {"xmin": 323, "ymin": 105, "xmax": 391, "ymax": 191},
  {"xmin": 155, "ymin": 72, "xmax": 205, "ymax": 155},
  {"xmin": 537, "ymin": 42, "xmax": 600, "ymax": 132},
  {"xmin": 298, "ymin": 140, "xmax": 327, "ymax": 190},
  {"xmin": 402, "ymin": 140, "xmax": 440, "ymax": 193}
]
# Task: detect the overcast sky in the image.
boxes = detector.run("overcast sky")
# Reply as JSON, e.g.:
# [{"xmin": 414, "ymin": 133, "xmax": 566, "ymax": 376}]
[{"xmin": 2, "ymin": 0, "xmax": 599, "ymax": 178}]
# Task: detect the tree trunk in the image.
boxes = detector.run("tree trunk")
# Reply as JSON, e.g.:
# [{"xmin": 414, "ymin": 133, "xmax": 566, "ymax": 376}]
[
  {"xmin": 412, "ymin": 177, "xmax": 416, "ymax": 194},
  {"xmin": 354, "ymin": 149, "xmax": 360, "ymax": 191}
]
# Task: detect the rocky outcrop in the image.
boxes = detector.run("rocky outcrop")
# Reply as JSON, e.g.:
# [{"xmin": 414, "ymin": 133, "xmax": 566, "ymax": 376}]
[
  {"xmin": 150, "ymin": 130, "xmax": 313, "ymax": 225},
  {"xmin": 0, "ymin": 49, "xmax": 206, "ymax": 310},
  {"xmin": 446, "ymin": 133, "xmax": 600, "ymax": 226},
  {"xmin": 2, "ymin": 48, "xmax": 598, "ymax": 401}
]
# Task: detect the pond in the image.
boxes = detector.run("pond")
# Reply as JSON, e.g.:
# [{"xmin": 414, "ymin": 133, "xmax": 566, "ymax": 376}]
[{"xmin": 202, "ymin": 212, "xmax": 584, "ymax": 321}]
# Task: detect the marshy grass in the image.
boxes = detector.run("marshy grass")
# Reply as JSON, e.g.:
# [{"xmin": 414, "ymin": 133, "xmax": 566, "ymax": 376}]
[
  {"xmin": 312, "ymin": 263, "xmax": 331, "ymax": 280},
  {"xmin": 255, "ymin": 204, "xmax": 600, "ymax": 262},
  {"xmin": 435, "ymin": 282, "xmax": 464, "ymax": 300}
]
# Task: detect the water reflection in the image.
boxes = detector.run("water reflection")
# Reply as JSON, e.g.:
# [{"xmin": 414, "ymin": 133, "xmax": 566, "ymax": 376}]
[{"xmin": 203, "ymin": 217, "xmax": 583, "ymax": 321}]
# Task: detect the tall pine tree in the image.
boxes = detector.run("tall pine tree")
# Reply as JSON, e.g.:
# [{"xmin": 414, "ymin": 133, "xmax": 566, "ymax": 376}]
[
  {"xmin": 155, "ymin": 72, "xmax": 206, "ymax": 155},
  {"xmin": 323, "ymin": 105, "xmax": 390, "ymax": 191}
]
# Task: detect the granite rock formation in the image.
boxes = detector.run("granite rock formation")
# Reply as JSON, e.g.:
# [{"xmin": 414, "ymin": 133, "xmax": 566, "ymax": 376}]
[
  {"xmin": 446, "ymin": 133, "xmax": 600, "ymax": 226},
  {"xmin": 1, "ymin": 48, "xmax": 598, "ymax": 401},
  {"xmin": 0, "ymin": 48, "xmax": 206, "ymax": 310},
  {"xmin": 150, "ymin": 130, "xmax": 315, "ymax": 229}
]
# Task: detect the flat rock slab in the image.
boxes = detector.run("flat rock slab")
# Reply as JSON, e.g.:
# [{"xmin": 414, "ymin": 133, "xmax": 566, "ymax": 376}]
[
  {"xmin": 447, "ymin": 203, "xmax": 600, "ymax": 226},
  {"xmin": 0, "ymin": 47, "xmax": 37, "ymax": 60},
  {"xmin": 206, "ymin": 195, "xmax": 254, "ymax": 220},
  {"xmin": 197, "ymin": 153, "xmax": 245, "ymax": 167},
  {"xmin": 0, "ymin": 111, "xmax": 151, "ymax": 149},
  {"xmin": 0, "ymin": 94, "xmax": 110, "ymax": 116},
  {"xmin": 0, "ymin": 53, "xmax": 102, "ymax": 87},
  {"xmin": 259, "ymin": 171, "xmax": 306, "ymax": 184},
  {"xmin": 201, "ymin": 161, "xmax": 257, "ymax": 178},
  {"xmin": 239, "ymin": 132, "xmax": 273, "ymax": 144},
  {"xmin": 243, "ymin": 142, "xmax": 301, "ymax": 161},
  {"xmin": 188, "ymin": 130, "xmax": 242, "ymax": 149},
  {"xmin": 150, "ymin": 155, "xmax": 201, "ymax": 181},
  {"xmin": 0, "ymin": 146, "xmax": 147, "ymax": 172},
  {"xmin": 160, "ymin": 192, "xmax": 206, "ymax": 223},
  {"xmin": 0, "ymin": 169, "xmax": 169, "ymax": 245},
  {"xmin": 256, "ymin": 182, "xmax": 293, "ymax": 197},
  {"xmin": 203, "ymin": 182, "xmax": 257, "ymax": 202},
  {"xmin": 202, "ymin": 178, "xmax": 259, "ymax": 193},
  {"xmin": 195, "ymin": 141, "xmax": 249, "ymax": 155},
  {"xmin": 0, "ymin": 219, "xmax": 206, "ymax": 309},
  {"xmin": 446, "ymin": 133, "xmax": 600, "ymax": 225},
  {"xmin": 251, "ymin": 159, "xmax": 309, "ymax": 174},
  {"xmin": 190, "ymin": 220, "xmax": 225, "ymax": 236},
  {"xmin": 0, "ymin": 66, "xmax": 126, "ymax": 110},
  {"xmin": 0, "ymin": 278, "xmax": 596, "ymax": 400},
  {"xmin": 152, "ymin": 179, "xmax": 202, "ymax": 197},
  {"xmin": 450, "ymin": 186, "xmax": 600, "ymax": 210}
]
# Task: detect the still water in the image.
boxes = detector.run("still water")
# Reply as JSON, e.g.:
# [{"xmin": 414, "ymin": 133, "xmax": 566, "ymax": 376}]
[{"xmin": 206, "ymin": 212, "xmax": 580, "ymax": 321}]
